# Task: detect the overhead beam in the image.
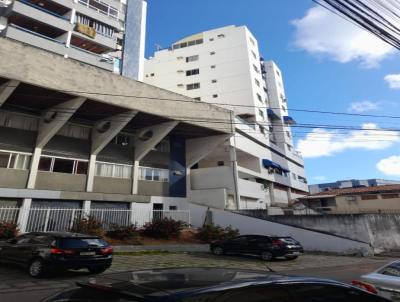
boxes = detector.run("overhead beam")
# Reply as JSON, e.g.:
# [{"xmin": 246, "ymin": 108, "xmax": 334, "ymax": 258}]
[
  {"xmin": 133, "ymin": 121, "xmax": 178, "ymax": 161},
  {"xmin": 186, "ymin": 134, "xmax": 231, "ymax": 168},
  {"xmin": 91, "ymin": 110, "xmax": 138, "ymax": 155},
  {"xmin": 0, "ymin": 80, "xmax": 19, "ymax": 107},
  {"xmin": 36, "ymin": 97, "xmax": 86, "ymax": 148}
]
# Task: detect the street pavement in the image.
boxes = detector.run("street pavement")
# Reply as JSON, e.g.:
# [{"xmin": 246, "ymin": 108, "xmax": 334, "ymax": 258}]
[{"xmin": 0, "ymin": 253, "xmax": 396, "ymax": 301}]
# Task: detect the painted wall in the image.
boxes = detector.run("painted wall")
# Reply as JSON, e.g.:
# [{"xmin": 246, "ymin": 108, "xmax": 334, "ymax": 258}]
[
  {"xmin": 269, "ymin": 214, "xmax": 400, "ymax": 253},
  {"xmin": 169, "ymin": 136, "xmax": 186, "ymax": 197}
]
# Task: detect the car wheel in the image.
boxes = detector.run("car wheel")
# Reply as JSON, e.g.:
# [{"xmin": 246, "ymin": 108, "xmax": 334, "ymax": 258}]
[
  {"xmin": 212, "ymin": 246, "xmax": 224, "ymax": 256},
  {"xmin": 285, "ymin": 255, "xmax": 298, "ymax": 260},
  {"xmin": 88, "ymin": 266, "xmax": 108, "ymax": 274},
  {"xmin": 261, "ymin": 251, "xmax": 273, "ymax": 261},
  {"xmin": 29, "ymin": 259, "xmax": 45, "ymax": 278}
]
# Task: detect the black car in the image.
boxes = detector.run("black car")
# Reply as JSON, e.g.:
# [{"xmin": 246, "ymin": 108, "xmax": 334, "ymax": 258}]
[
  {"xmin": 0, "ymin": 232, "xmax": 113, "ymax": 277},
  {"xmin": 210, "ymin": 235, "xmax": 304, "ymax": 260},
  {"xmin": 42, "ymin": 267, "xmax": 390, "ymax": 302}
]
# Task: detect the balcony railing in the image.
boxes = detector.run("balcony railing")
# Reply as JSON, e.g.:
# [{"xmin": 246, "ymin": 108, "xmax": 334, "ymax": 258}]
[
  {"xmin": 78, "ymin": 0, "xmax": 119, "ymax": 20},
  {"xmin": 18, "ymin": 0, "xmax": 69, "ymax": 20}
]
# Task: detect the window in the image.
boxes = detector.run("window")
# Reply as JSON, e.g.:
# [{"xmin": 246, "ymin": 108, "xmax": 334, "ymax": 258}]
[
  {"xmin": 211, "ymin": 79, "xmax": 217, "ymax": 83},
  {"xmin": 361, "ymin": 194, "xmax": 378, "ymax": 200},
  {"xmin": 210, "ymin": 51, "xmax": 216, "ymax": 55},
  {"xmin": 292, "ymin": 173, "xmax": 297, "ymax": 180},
  {"xmin": 256, "ymin": 93, "xmax": 262, "ymax": 102},
  {"xmin": 209, "ymin": 38, "xmax": 214, "ymax": 41},
  {"xmin": 259, "ymin": 109, "xmax": 264, "ymax": 119},
  {"xmin": 193, "ymin": 97, "xmax": 201, "ymax": 101},
  {"xmin": 139, "ymin": 167, "xmax": 169, "ymax": 182},
  {"xmin": 150, "ymin": 73, "xmax": 155, "ymax": 77},
  {"xmin": 154, "ymin": 140, "xmax": 170, "ymax": 153},
  {"xmin": 251, "ymin": 50, "xmax": 257, "ymax": 59},
  {"xmin": 282, "ymin": 105, "xmax": 287, "ymax": 112},
  {"xmin": 298, "ymin": 176, "xmax": 307, "ymax": 184},
  {"xmin": 169, "ymin": 206, "xmax": 177, "ymax": 210},
  {"xmin": 217, "ymin": 34, "xmax": 225, "ymax": 38},
  {"xmin": 114, "ymin": 134, "xmax": 130, "ymax": 147},
  {"xmin": 213, "ymin": 94, "xmax": 218, "ymax": 98},
  {"xmin": 76, "ymin": 14, "xmax": 114, "ymax": 38},
  {"xmin": 276, "ymin": 70, "xmax": 281, "ymax": 77},
  {"xmin": 187, "ymin": 83, "xmax": 200, "ymax": 90},
  {"xmin": 382, "ymin": 193, "xmax": 399, "ymax": 199},
  {"xmin": 186, "ymin": 69, "xmax": 200, "ymax": 76},
  {"xmin": 217, "ymin": 161, "xmax": 224, "ymax": 166},
  {"xmin": 173, "ymin": 39, "xmax": 203, "ymax": 50},
  {"xmin": 95, "ymin": 162, "xmax": 132, "ymax": 179},
  {"xmin": 259, "ymin": 126, "xmax": 265, "ymax": 135},
  {"xmin": 39, "ymin": 156, "xmax": 88, "ymax": 175},
  {"xmin": 249, "ymin": 37, "xmax": 255, "ymax": 45},
  {"xmin": 186, "ymin": 55, "xmax": 199, "ymax": 62},
  {"xmin": 287, "ymin": 144, "xmax": 292, "ymax": 151},
  {"xmin": 253, "ymin": 64, "xmax": 259, "ymax": 73},
  {"xmin": 0, "ymin": 151, "xmax": 31, "ymax": 170},
  {"xmin": 286, "ymin": 131, "xmax": 291, "ymax": 138},
  {"xmin": 211, "ymin": 65, "xmax": 216, "ymax": 69},
  {"xmin": 254, "ymin": 79, "xmax": 260, "ymax": 87}
]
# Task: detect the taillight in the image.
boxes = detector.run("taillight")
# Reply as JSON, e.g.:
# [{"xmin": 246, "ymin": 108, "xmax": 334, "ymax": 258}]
[
  {"xmin": 50, "ymin": 248, "xmax": 75, "ymax": 255},
  {"xmin": 272, "ymin": 239, "xmax": 284, "ymax": 246},
  {"xmin": 351, "ymin": 280, "xmax": 378, "ymax": 294},
  {"xmin": 100, "ymin": 246, "xmax": 113, "ymax": 255}
]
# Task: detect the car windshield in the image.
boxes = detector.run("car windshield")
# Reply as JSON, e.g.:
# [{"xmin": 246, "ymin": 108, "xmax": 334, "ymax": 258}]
[
  {"xmin": 379, "ymin": 262, "xmax": 400, "ymax": 277},
  {"xmin": 58, "ymin": 238, "xmax": 108, "ymax": 249}
]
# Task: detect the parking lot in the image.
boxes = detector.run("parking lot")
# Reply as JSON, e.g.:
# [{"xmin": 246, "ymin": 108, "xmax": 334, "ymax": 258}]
[{"xmin": 0, "ymin": 252, "xmax": 396, "ymax": 301}]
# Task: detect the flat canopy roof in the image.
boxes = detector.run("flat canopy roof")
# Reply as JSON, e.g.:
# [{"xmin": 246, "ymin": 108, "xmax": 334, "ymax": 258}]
[{"xmin": 0, "ymin": 38, "xmax": 233, "ymax": 136}]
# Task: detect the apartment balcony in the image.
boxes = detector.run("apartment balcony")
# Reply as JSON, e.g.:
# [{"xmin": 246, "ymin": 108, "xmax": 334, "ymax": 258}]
[
  {"xmin": 72, "ymin": 29, "xmax": 116, "ymax": 50},
  {"xmin": 3, "ymin": 24, "xmax": 114, "ymax": 71},
  {"xmin": 75, "ymin": 0, "xmax": 122, "ymax": 29},
  {"xmin": 3, "ymin": 24, "xmax": 67, "ymax": 55},
  {"xmin": 238, "ymin": 178, "xmax": 266, "ymax": 200},
  {"xmin": 6, "ymin": 0, "xmax": 73, "ymax": 32},
  {"xmin": 191, "ymin": 166, "xmax": 235, "ymax": 191}
]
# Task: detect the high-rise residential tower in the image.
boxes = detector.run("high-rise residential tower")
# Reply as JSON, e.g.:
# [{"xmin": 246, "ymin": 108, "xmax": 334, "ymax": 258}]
[
  {"xmin": 0, "ymin": 0, "xmax": 146, "ymax": 79},
  {"xmin": 145, "ymin": 25, "xmax": 308, "ymax": 210}
]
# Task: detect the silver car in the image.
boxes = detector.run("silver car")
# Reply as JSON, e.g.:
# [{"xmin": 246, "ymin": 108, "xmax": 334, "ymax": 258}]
[{"xmin": 353, "ymin": 260, "xmax": 400, "ymax": 301}]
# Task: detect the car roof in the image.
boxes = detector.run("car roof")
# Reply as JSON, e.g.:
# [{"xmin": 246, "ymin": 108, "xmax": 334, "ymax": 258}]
[
  {"xmin": 26, "ymin": 232, "xmax": 100, "ymax": 239},
  {"xmin": 80, "ymin": 267, "xmax": 348, "ymax": 298}
]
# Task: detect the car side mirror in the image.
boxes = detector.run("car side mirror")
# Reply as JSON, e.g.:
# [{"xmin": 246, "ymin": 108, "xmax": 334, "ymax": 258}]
[{"xmin": 6, "ymin": 238, "xmax": 17, "ymax": 244}]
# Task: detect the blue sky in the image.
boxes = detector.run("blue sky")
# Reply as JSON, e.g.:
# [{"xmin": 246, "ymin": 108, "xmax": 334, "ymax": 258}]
[{"xmin": 145, "ymin": 0, "xmax": 400, "ymax": 184}]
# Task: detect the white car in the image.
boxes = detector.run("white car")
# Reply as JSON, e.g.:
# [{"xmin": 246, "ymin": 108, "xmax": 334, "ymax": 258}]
[{"xmin": 352, "ymin": 260, "xmax": 400, "ymax": 301}]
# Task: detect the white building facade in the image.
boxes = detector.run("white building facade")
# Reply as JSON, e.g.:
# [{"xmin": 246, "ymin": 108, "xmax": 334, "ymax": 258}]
[{"xmin": 144, "ymin": 25, "xmax": 308, "ymax": 211}]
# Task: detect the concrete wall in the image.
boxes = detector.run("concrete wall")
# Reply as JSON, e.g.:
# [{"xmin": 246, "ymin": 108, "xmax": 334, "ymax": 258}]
[
  {"xmin": 35, "ymin": 172, "xmax": 87, "ymax": 192},
  {"xmin": 93, "ymin": 177, "xmax": 132, "ymax": 195},
  {"xmin": 138, "ymin": 180, "xmax": 169, "ymax": 196},
  {"xmin": 185, "ymin": 202, "xmax": 372, "ymax": 255},
  {"xmin": 269, "ymin": 214, "xmax": 400, "ymax": 253},
  {"xmin": 0, "ymin": 168, "xmax": 29, "ymax": 188},
  {"xmin": 189, "ymin": 188, "xmax": 226, "ymax": 209}
]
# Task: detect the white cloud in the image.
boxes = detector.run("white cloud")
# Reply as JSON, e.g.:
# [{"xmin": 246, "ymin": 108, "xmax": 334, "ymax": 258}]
[
  {"xmin": 297, "ymin": 123, "xmax": 400, "ymax": 158},
  {"xmin": 384, "ymin": 74, "xmax": 400, "ymax": 89},
  {"xmin": 292, "ymin": 6, "xmax": 394, "ymax": 67},
  {"xmin": 377, "ymin": 156, "xmax": 400, "ymax": 176},
  {"xmin": 312, "ymin": 176, "xmax": 327, "ymax": 181},
  {"xmin": 348, "ymin": 101, "xmax": 380, "ymax": 113}
]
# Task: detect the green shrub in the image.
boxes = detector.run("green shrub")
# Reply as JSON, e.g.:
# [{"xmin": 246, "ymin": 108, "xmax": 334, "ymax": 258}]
[
  {"xmin": 142, "ymin": 218, "xmax": 187, "ymax": 239},
  {"xmin": 106, "ymin": 224, "xmax": 139, "ymax": 241},
  {"xmin": 71, "ymin": 216, "xmax": 103, "ymax": 236},
  {"xmin": 196, "ymin": 224, "xmax": 239, "ymax": 243},
  {"xmin": 0, "ymin": 222, "xmax": 19, "ymax": 239}
]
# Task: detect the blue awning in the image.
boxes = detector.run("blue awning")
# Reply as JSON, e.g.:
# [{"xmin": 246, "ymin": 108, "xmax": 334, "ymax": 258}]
[
  {"xmin": 267, "ymin": 109, "xmax": 280, "ymax": 120},
  {"xmin": 263, "ymin": 159, "xmax": 290, "ymax": 174},
  {"xmin": 283, "ymin": 116, "xmax": 296, "ymax": 125}
]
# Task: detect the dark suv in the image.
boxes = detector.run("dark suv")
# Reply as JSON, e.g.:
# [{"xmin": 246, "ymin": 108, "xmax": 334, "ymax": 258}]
[
  {"xmin": 210, "ymin": 235, "xmax": 303, "ymax": 260},
  {"xmin": 0, "ymin": 232, "xmax": 113, "ymax": 277}
]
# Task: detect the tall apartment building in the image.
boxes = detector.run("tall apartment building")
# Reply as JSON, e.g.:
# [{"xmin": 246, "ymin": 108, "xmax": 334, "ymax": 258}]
[
  {"xmin": 145, "ymin": 25, "xmax": 308, "ymax": 210},
  {"xmin": 0, "ymin": 0, "xmax": 146, "ymax": 79}
]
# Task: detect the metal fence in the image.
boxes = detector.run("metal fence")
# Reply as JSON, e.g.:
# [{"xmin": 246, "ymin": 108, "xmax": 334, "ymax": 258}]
[{"xmin": 0, "ymin": 207, "xmax": 190, "ymax": 232}]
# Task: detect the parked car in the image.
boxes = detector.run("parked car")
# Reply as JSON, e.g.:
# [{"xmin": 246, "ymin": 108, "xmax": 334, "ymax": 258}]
[
  {"xmin": 0, "ymin": 231, "xmax": 113, "ymax": 277},
  {"xmin": 41, "ymin": 267, "xmax": 390, "ymax": 301},
  {"xmin": 210, "ymin": 235, "xmax": 304, "ymax": 260},
  {"xmin": 352, "ymin": 260, "xmax": 400, "ymax": 301}
]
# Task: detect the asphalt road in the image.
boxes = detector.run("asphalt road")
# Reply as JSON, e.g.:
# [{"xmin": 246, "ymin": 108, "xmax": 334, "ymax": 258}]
[{"xmin": 0, "ymin": 254, "xmax": 393, "ymax": 302}]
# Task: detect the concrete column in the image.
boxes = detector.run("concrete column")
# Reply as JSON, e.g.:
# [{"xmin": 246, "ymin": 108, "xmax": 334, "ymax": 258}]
[
  {"xmin": 17, "ymin": 198, "xmax": 32, "ymax": 233},
  {"xmin": 26, "ymin": 147, "xmax": 42, "ymax": 189},
  {"xmin": 229, "ymin": 144, "xmax": 241, "ymax": 210},
  {"xmin": 65, "ymin": 31, "xmax": 72, "ymax": 48},
  {"xmin": 269, "ymin": 182, "xmax": 275, "ymax": 206},
  {"xmin": 129, "ymin": 202, "xmax": 135, "ymax": 225},
  {"xmin": 82, "ymin": 200, "xmax": 91, "ymax": 218},
  {"xmin": 0, "ymin": 80, "xmax": 19, "ymax": 107},
  {"xmin": 86, "ymin": 154, "xmax": 97, "ymax": 192},
  {"xmin": 131, "ymin": 161, "xmax": 140, "ymax": 194}
]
